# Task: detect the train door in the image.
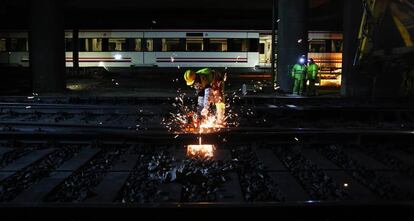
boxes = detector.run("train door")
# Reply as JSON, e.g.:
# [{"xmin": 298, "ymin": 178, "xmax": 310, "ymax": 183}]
[{"xmin": 259, "ymin": 35, "xmax": 272, "ymax": 66}]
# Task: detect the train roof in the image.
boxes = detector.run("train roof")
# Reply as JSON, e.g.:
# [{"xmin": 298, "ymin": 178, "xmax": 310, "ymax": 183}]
[{"xmin": 0, "ymin": 29, "xmax": 343, "ymax": 39}]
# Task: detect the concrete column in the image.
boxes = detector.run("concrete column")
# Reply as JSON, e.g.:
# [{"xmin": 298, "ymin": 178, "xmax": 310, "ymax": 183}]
[
  {"xmin": 29, "ymin": 0, "xmax": 65, "ymax": 93},
  {"xmin": 341, "ymin": 0, "xmax": 363, "ymax": 97},
  {"xmin": 73, "ymin": 29, "xmax": 80, "ymax": 76},
  {"xmin": 277, "ymin": 0, "xmax": 308, "ymax": 93}
]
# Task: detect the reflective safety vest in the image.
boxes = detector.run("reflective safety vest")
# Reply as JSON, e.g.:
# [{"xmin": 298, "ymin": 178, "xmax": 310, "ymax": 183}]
[
  {"xmin": 196, "ymin": 68, "xmax": 224, "ymax": 94},
  {"xmin": 291, "ymin": 64, "xmax": 306, "ymax": 80},
  {"xmin": 307, "ymin": 63, "xmax": 319, "ymax": 80},
  {"xmin": 195, "ymin": 68, "xmax": 214, "ymax": 88}
]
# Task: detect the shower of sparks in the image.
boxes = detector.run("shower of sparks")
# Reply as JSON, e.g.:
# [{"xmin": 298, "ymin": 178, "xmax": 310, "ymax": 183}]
[{"xmin": 161, "ymin": 89, "xmax": 240, "ymax": 135}]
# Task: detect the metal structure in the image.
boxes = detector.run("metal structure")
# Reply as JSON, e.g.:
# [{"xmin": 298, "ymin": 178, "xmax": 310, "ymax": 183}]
[{"xmin": 355, "ymin": 0, "xmax": 414, "ymax": 64}]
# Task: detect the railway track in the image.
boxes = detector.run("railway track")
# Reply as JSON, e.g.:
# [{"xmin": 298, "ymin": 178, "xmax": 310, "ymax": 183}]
[
  {"xmin": 0, "ymin": 96, "xmax": 412, "ymax": 218},
  {"xmin": 0, "ymin": 141, "xmax": 413, "ymax": 206},
  {"xmin": 0, "ymin": 98, "xmax": 412, "ymax": 145},
  {"xmin": 0, "ymin": 98, "xmax": 413, "ymax": 133}
]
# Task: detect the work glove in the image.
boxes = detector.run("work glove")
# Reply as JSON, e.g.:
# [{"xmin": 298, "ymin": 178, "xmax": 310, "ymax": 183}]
[
  {"xmin": 201, "ymin": 108, "xmax": 209, "ymax": 117},
  {"xmin": 203, "ymin": 88, "xmax": 211, "ymax": 108},
  {"xmin": 197, "ymin": 96, "xmax": 204, "ymax": 108},
  {"xmin": 215, "ymin": 102, "xmax": 225, "ymax": 125}
]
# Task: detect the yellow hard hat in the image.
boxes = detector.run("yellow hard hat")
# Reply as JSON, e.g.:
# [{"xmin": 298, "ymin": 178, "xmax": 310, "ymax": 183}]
[{"xmin": 184, "ymin": 70, "xmax": 196, "ymax": 86}]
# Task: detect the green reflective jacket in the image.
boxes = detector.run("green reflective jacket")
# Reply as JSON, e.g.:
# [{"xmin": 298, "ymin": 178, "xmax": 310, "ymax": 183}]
[
  {"xmin": 196, "ymin": 68, "xmax": 225, "ymax": 95},
  {"xmin": 291, "ymin": 64, "xmax": 306, "ymax": 80},
  {"xmin": 307, "ymin": 63, "xmax": 319, "ymax": 80},
  {"xmin": 195, "ymin": 68, "xmax": 213, "ymax": 88}
]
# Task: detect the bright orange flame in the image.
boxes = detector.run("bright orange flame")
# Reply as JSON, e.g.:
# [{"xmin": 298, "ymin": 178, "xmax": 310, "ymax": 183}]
[
  {"xmin": 180, "ymin": 112, "xmax": 226, "ymax": 134},
  {"xmin": 198, "ymin": 115, "xmax": 225, "ymax": 134},
  {"xmin": 187, "ymin": 144, "xmax": 215, "ymax": 158},
  {"xmin": 162, "ymin": 91, "xmax": 239, "ymax": 135}
]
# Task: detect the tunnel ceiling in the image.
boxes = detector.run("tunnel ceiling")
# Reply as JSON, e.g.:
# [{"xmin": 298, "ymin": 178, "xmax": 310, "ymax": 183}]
[{"xmin": 0, "ymin": 0, "xmax": 343, "ymax": 31}]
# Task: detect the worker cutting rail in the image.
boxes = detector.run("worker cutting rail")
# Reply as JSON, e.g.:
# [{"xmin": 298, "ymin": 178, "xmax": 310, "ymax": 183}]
[{"xmin": 184, "ymin": 68, "xmax": 226, "ymax": 128}]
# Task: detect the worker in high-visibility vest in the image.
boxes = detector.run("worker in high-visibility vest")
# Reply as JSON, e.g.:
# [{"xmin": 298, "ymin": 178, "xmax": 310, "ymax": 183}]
[
  {"xmin": 184, "ymin": 68, "xmax": 225, "ymax": 124},
  {"xmin": 306, "ymin": 58, "xmax": 319, "ymax": 96},
  {"xmin": 291, "ymin": 57, "xmax": 307, "ymax": 95}
]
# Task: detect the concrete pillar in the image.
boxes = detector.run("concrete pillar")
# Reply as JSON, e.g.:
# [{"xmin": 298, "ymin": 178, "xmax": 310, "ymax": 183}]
[
  {"xmin": 73, "ymin": 29, "xmax": 80, "ymax": 76},
  {"xmin": 29, "ymin": 0, "xmax": 65, "ymax": 93},
  {"xmin": 277, "ymin": 0, "xmax": 308, "ymax": 93},
  {"xmin": 341, "ymin": 0, "xmax": 363, "ymax": 97}
]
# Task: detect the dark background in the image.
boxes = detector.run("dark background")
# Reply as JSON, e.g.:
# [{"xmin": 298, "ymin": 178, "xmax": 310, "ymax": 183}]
[{"xmin": 0, "ymin": 0, "xmax": 343, "ymax": 30}]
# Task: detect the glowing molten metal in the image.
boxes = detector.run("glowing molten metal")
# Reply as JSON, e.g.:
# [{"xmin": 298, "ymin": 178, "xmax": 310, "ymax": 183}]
[
  {"xmin": 187, "ymin": 144, "xmax": 215, "ymax": 158},
  {"xmin": 186, "ymin": 137, "xmax": 215, "ymax": 158}
]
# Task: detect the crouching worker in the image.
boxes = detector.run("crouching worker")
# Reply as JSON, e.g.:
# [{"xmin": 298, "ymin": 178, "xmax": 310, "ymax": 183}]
[{"xmin": 184, "ymin": 68, "xmax": 225, "ymax": 125}]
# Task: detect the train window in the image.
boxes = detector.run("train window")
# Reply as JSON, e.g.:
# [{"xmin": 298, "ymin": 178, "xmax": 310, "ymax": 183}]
[
  {"xmin": 79, "ymin": 39, "xmax": 86, "ymax": 51},
  {"xmin": 248, "ymin": 39, "xmax": 259, "ymax": 52},
  {"xmin": 153, "ymin": 39, "xmax": 162, "ymax": 51},
  {"xmin": 80, "ymin": 38, "xmax": 103, "ymax": 52},
  {"xmin": 208, "ymin": 38, "xmax": 227, "ymax": 52},
  {"xmin": 88, "ymin": 38, "xmax": 102, "ymax": 51},
  {"xmin": 135, "ymin": 39, "xmax": 142, "ymax": 51},
  {"xmin": 0, "ymin": 38, "xmax": 6, "ymax": 51},
  {"xmin": 203, "ymin": 38, "xmax": 210, "ymax": 51},
  {"xmin": 331, "ymin": 40, "xmax": 343, "ymax": 52},
  {"xmin": 109, "ymin": 38, "xmax": 126, "ymax": 51},
  {"xmin": 309, "ymin": 40, "xmax": 326, "ymax": 53},
  {"xmin": 145, "ymin": 39, "xmax": 154, "ymax": 51},
  {"xmin": 65, "ymin": 38, "xmax": 73, "ymax": 51},
  {"xmin": 92, "ymin": 39, "xmax": 102, "ymax": 51},
  {"xmin": 162, "ymin": 38, "xmax": 182, "ymax": 51},
  {"xmin": 228, "ymin": 39, "xmax": 248, "ymax": 52},
  {"xmin": 10, "ymin": 38, "xmax": 28, "ymax": 52},
  {"xmin": 102, "ymin": 39, "xmax": 109, "ymax": 51},
  {"xmin": 186, "ymin": 38, "xmax": 203, "ymax": 52},
  {"xmin": 259, "ymin": 43, "xmax": 265, "ymax": 54},
  {"xmin": 125, "ymin": 39, "xmax": 135, "ymax": 51}
]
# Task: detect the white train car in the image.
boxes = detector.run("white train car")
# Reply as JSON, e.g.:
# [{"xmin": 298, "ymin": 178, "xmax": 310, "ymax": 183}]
[
  {"xmin": 0, "ymin": 30, "xmax": 343, "ymax": 77},
  {"xmin": 0, "ymin": 31, "xmax": 30, "ymax": 67},
  {"xmin": 64, "ymin": 30, "xmax": 260, "ymax": 69}
]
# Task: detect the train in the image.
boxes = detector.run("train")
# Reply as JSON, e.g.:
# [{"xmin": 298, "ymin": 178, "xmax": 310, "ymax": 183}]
[{"xmin": 0, "ymin": 29, "xmax": 342, "ymax": 86}]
